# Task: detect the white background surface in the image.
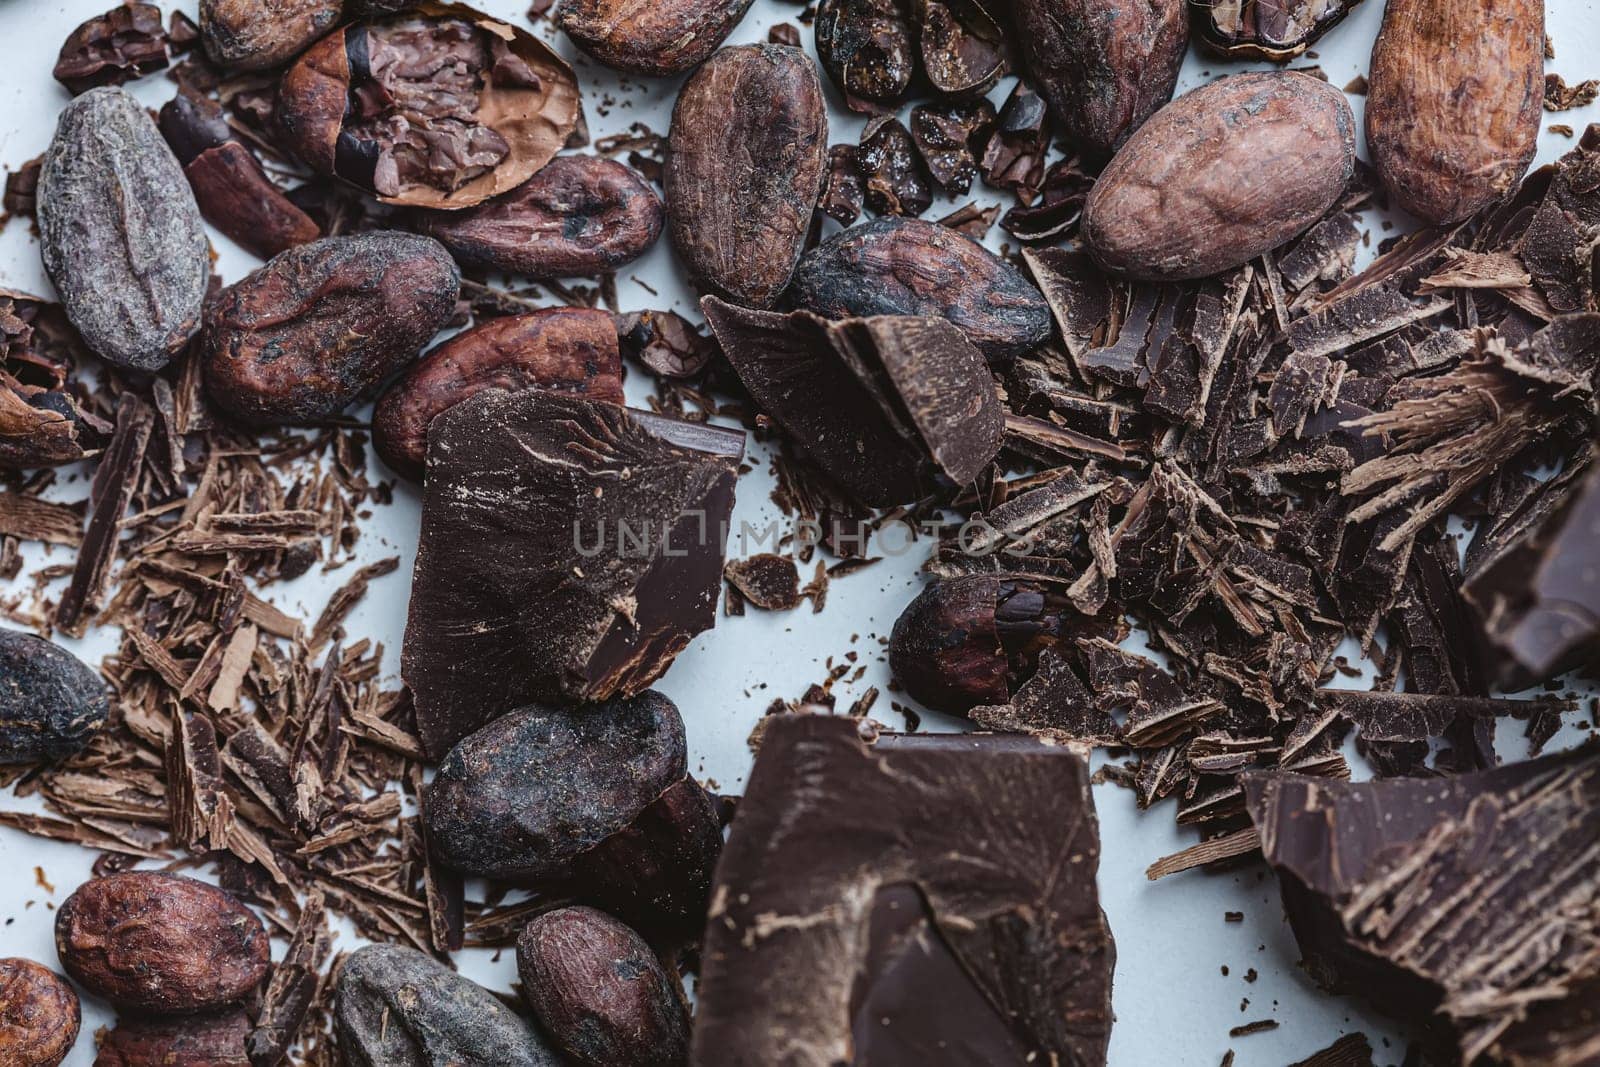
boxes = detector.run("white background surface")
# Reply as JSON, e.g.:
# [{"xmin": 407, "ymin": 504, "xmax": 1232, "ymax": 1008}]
[{"xmin": 1, "ymin": 1, "xmax": 1598, "ymax": 1064}]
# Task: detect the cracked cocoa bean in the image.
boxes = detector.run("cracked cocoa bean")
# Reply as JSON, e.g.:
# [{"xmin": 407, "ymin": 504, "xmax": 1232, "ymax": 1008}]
[
  {"xmin": 617, "ymin": 309, "xmax": 717, "ymax": 380},
  {"xmin": 53, "ymin": 3, "xmax": 169, "ymax": 95},
  {"xmin": 789, "ymin": 216, "xmax": 1051, "ymax": 363},
  {"xmin": 860, "ymin": 116, "xmax": 933, "ymax": 217},
  {"xmin": 1366, "ymin": 0, "xmax": 1543, "ymax": 224},
  {"xmin": 413, "ymin": 155, "xmax": 663, "ymax": 278},
  {"xmin": 95, "ymin": 1010, "xmax": 250, "ymax": 1067},
  {"xmin": 203, "ymin": 232, "xmax": 460, "ymax": 425},
  {"xmin": 55, "ymin": 873, "xmax": 270, "ymax": 1013},
  {"xmin": 1083, "ymin": 71, "xmax": 1355, "ymax": 281},
  {"xmin": 666, "ymin": 45, "xmax": 827, "ymax": 308},
  {"xmin": 373, "ymin": 307, "xmax": 624, "ymax": 479},
  {"xmin": 1013, "ymin": 0, "xmax": 1188, "ymax": 163},
  {"xmin": 1196, "ymin": 0, "xmax": 1367, "ymax": 61},
  {"xmin": 556, "ymin": 0, "xmax": 756, "ymax": 76},
  {"xmin": 0, "ymin": 627, "xmax": 110, "ymax": 764},
  {"xmin": 0, "ymin": 959, "xmax": 78, "ymax": 1067},
  {"xmin": 38, "ymin": 87, "xmax": 208, "ymax": 372},
  {"xmin": 336, "ymin": 945, "xmax": 561, "ymax": 1067},
  {"xmin": 570, "ymin": 776, "xmax": 723, "ymax": 926},
  {"xmin": 199, "ymin": 0, "xmax": 343, "ymax": 71},
  {"xmin": 916, "ymin": 0, "xmax": 1007, "ymax": 99},
  {"xmin": 815, "ymin": 0, "xmax": 916, "ymax": 111},
  {"xmin": 517, "ymin": 907, "xmax": 689, "ymax": 1067}
]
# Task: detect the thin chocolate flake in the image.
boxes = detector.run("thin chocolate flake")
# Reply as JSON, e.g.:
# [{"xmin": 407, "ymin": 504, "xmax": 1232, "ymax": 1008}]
[
  {"xmin": 310, "ymin": 556, "xmax": 399, "ymax": 652},
  {"xmin": 1230, "ymin": 1020, "xmax": 1280, "ymax": 1038}
]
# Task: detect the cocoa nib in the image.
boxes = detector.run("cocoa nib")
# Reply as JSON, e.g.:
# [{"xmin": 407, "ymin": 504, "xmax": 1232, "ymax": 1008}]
[
  {"xmin": 0, "ymin": 628, "xmax": 110, "ymax": 764},
  {"xmin": 54, "ymin": 3, "xmax": 169, "ymax": 95},
  {"xmin": 402, "ymin": 391, "xmax": 742, "ymax": 755},
  {"xmin": 374, "ymin": 307, "xmax": 624, "ymax": 480},
  {"xmin": 617, "ymin": 309, "xmax": 717, "ymax": 380},
  {"xmin": 0, "ymin": 958, "xmax": 79, "ymax": 1067},
  {"xmin": 0, "ymin": 291, "xmax": 104, "ymax": 469},
  {"xmin": 557, "ymin": 0, "xmax": 756, "ymax": 76},
  {"xmin": 859, "ymin": 115, "xmax": 933, "ymax": 217},
  {"xmin": 815, "ymin": 0, "xmax": 916, "ymax": 111},
  {"xmin": 1195, "ymin": 0, "xmax": 1368, "ymax": 61}
]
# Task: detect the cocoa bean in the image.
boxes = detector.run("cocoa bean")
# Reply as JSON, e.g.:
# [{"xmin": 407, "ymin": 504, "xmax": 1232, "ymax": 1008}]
[
  {"xmin": 335, "ymin": 945, "xmax": 561, "ymax": 1067},
  {"xmin": 860, "ymin": 116, "xmax": 933, "ymax": 217},
  {"xmin": 0, "ymin": 959, "xmax": 78, "ymax": 1067},
  {"xmin": 916, "ymin": 0, "xmax": 1007, "ymax": 99},
  {"xmin": 1365, "ymin": 0, "xmax": 1543, "ymax": 224},
  {"xmin": 423, "ymin": 691, "xmax": 686, "ymax": 881},
  {"xmin": 37, "ymin": 87, "xmax": 208, "ymax": 372},
  {"xmin": 1082, "ymin": 71, "xmax": 1355, "ymax": 281},
  {"xmin": 0, "ymin": 627, "xmax": 110, "ymax": 764},
  {"xmin": 203, "ymin": 233, "xmax": 460, "ymax": 425},
  {"xmin": 53, "ymin": 4, "xmax": 169, "ymax": 94},
  {"xmin": 815, "ymin": 0, "xmax": 916, "ymax": 111},
  {"xmin": 372, "ymin": 308, "xmax": 624, "ymax": 479},
  {"xmin": 413, "ymin": 155, "xmax": 662, "ymax": 278},
  {"xmin": 1195, "ymin": 0, "xmax": 1367, "ymax": 61},
  {"xmin": 94, "ymin": 1010, "xmax": 250, "ymax": 1067},
  {"xmin": 517, "ymin": 907, "xmax": 689, "ymax": 1067},
  {"xmin": 570, "ymin": 776, "xmax": 724, "ymax": 926},
  {"xmin": 1013, "ymin": 0, "xmax": 1188, "ymax": 163},
  {"xmin": 617, "ymin": 310, "xmax": 716, "ymax": 380},
  {"xmin": 55, "ymin": 873, "xmax": 270, "ymax": 1013},
  {"xmin": 556, "ymin": 0, "xmax": 756, "ymax": 76},
  {"xmin": 666, "ymin": 45, "xmax": 828, "ymax": 308},
  {"xmin": 198, "ymin": 0, "xmax": 342, "ymax": 71},
  {"xmin": 789, "ymin": 216, "xmax": 1051, "ymax": 363}
]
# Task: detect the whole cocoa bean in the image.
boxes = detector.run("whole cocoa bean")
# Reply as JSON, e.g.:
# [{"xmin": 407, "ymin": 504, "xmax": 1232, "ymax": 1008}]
[
  {"xmin": 789, "ymin": 217, "xmax": 1051, "ymax": 363},
  {"xmin": 0, "ymin": 627, "xmax": 110, "ymax": 764},
  {"xmin": 413, "ymin": 156, "xmax": 663, "ymax": 278},
  {"xmin": 424, "ymin": 691, "xmax": 686, "ymax": 881},
  {"xmin": 37, "ymin": 87, "xmax": 208, "ymax": 372},
  {"xmin": 55, "ymin": 872, "xmax": 270, "ymax": 1013},
  {"xmin": 570, "ymin": 776, "xmax": 724, "ymax": 926},
  {"xmin": 1365, "ymin": 0, "xmax": 1543, "ymax": 224},
  {"xmin": 814, "ymin": 0, "xmax": 916, "ymax": 110},
  {"xmin": 0, "ymin": 959, "xmax": 79, "ymax": 1067},
  {"xmin": 94, "ymin": 1010, "xmax": 250, "ymax": 1067},
  {"xmin": 199, "ymin": 0, "xmax": 342, "ymax": 71},
  {"xmin": 1013, "ymin": 0, "xmax": 1188, "ymax": 163},
  {"xmin": 517, "ymin": 907, "xmax": 689, "ymax": 1067},
  {"xmin": 556, "ymin": 0, "xmax": 756, "ymax": 76},
  {"xmin": 335, "ymin": 945, "xmax": 561, "ymax": 1067},
  {"xmin": 666, "ymin": 45, "xmax": 828, "ymax": 308},
  {"xmin": 373, "ymin": 308, "xmax": 625, "ymax": 480},
  {"xmin": 1082, "ymin": 71, "xmax": 1355, "ymax": 281},
  {"xmin": 203, "ymin": 233, "xmax": 460, "ymax": 424}
]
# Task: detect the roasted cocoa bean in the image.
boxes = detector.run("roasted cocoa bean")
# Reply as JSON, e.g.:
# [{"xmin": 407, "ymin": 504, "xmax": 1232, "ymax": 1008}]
[
  {"xmin": 517, "ymin": 907, "xmax": 690, "ymax": 1067},
  {"xmin": 0, "ymin": 959, "xmax": 79, "ymax": 1067},
  {"xmin": 94, "ymin": 1010, "xmax": 250, "ymax": 1067},
  {"xmin": 1365, "ymin": 0, "xmax": 1543, "ymax": 224},
  {"xmin": 666, "ymin": 45, "xmax": 828, "ymax": 308},
  {"xmin": 203, "ymin": 233, "xmax": 460, "ymax": 425},
  {"xmin": 413, "ymin": 155, "xmax": 662, "ymax": 278},
  {"xmin": 278, "ymin": 9, "xmax": 580, "ymax": 208},
  {"xmin": 815, "ymin": 0, "xmax": 916, "ymax": 111},
  {"xmin": 916, "ymin": 0, "xmax": 1007, "ymax": 99},
  {"xmin": 373, "ymin": 308, "xmax": 624, "ymax": 479},
  {"xmin": 199, "ymin": 0, "xmax": 342, "ymax": 71},
  {"xmin": 424, "ymin": 691, "xmax": 687, "ymax": 880},
  {"xmin": 910, "ymin": 99, "xmax": 996, "ymax": 194},
  {"xmin": 38, "ymin": 87, "xmax": 208, "ymax": 372},
  {"xmin": 0, "ymin": 627, "xmax": 110, "ymax": 763},
  {"xmin": 53, "ymin": 4, "xmax": 169, "ymax": 95},
  {"xmin": 818, "ymin": 145, "xmax": 866, "ymax": 226},
  {"xmin": 570, "ymin": 776, "xmax": 724, "ymax": 926},
  {"xmin": 335, "ymin": 945, "xmax": 561, "ymax": 1067},
  {"xmin": 860, "ymin": 116, "xmax": 933, "ymax": 217},
  {"xmin": 1195, "ymin": 0, "xmax": 1367, "ymax": 61},
  {"xmin": 1082, "ymin": 71, "xmax": 1355, "ymax": 281},
  {"xmin": 556, "ymin": 0, "xmax": 756, "ymax": 76},
  {"xmin": 789, "ymin": 216, "xmax": 1051, "ymax": 363},
  {"xmin": 1013, "ymin": 0, "xmax": 1188, "ymax": 163},
  {"xmin": 55, "ymin": 872, "xmax": 270, "ymax": 1013}
]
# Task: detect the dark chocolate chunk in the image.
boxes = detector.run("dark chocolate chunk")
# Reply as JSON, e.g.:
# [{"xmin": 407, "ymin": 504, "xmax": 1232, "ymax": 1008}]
[{"xmin": 693, "ymin": 715, "xmax": 1114, "ymax": 1066}]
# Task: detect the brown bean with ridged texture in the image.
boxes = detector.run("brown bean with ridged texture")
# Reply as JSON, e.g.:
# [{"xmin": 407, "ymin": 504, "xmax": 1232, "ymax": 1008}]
[
  {"xmin": 199, "ymin": 0, "xmax": 343, "ymax": 71},
  {"xmin": 1365, "ymin": 0, "xmax": 1543, "ymax": 224},
  {"xmin": 203, "ymin": 233, "xmax": 460, "ymax": 425},
  {"xmin": 55, "ymin": 873, "xmax": 270, "ymax": 1013},
  {"xmin": 94, "ymin": 1010, "xmax": 250, "ymax": 1067},
  {"xmin": 413, "ymin": 156, "xmax": 662, "ymax": 278},
  {"xmin": 1013, "ymin": 0, "xmax": 1188, "ymax": 164},
  {"xmin": 0, "ymin": 959, "xmax": 78, "ymax": 1067},
  {"xmin": 372, "ymin": 308, "xmax": 625, "ymax": 479},
  {"xmin": 1082, "ymin": 71, "xmax": 1354, "ymax": 281},
  {"xmin": 666, "ymin": 45, "xmax": 827, "ymax": 308},
  {"xmin": 517, "ymin": 907, "xmax": 689, "ymax": 1067},
  {"xmin": 556, "ymin": 0, "xmax": 755, "ymax": 76}
]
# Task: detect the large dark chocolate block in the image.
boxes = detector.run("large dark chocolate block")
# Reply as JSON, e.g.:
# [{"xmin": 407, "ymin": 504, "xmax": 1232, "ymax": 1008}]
[
  {"xmin": 403, "ymin": 390, "xmax": 743, "ymax": 759},
  {"xmin": 692, "ymin": 715, "xmax": 1114, "ymax": 1066}
]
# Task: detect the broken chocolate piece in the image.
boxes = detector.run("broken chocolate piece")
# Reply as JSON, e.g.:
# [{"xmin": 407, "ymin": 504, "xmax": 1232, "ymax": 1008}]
[
  {"xmin": 693, "ymin": 714, "xmax": 1114, "ymax": 1066},
  {"xmin": 724, "ymin": 554, "xmax": 803, "ymax": 610},
  {"xmin": 402, "ymin": 390, "xmax": 743, "ymax": 757}
]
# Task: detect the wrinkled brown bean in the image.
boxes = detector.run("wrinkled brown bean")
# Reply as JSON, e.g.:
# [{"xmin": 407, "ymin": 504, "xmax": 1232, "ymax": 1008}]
[
  {"xmin": 203, "ymin": 233, "xmax": 460, "ymax": 425},
  {"xmin": 1366, "ymin": 0, "xmax": 1543, "ymax": 224},
  {"xmin": 0, "ymin": 959, "xmax": 79, "ymax": 1067},
  {"xmin": 373, "ymin": 308, "xmax": 624, "ymax": 479},
  {"xmin": 55, "ymin": 873, "xmax": 270, "ymax": 1013},
  {"xmin": 94, "ymin": 1010, "xmax": 250, "ymax": 1067},
  {"xmin": 815, "ymin": 0, "xmax": 916, "ymax": 110},
  {"xmin": 198, "ymin": 0, "xmax": 342, "ymax": 71},
  {"xmin": 556, "ymin": 0, "xmax": 756, "ymax": 76},
  {"xmin": 666, "ymin": 45, "xmax": 828, "ymax": 308},
  {"xmin": 0, "ymin": 627, "xmax": 111, "ymax": 764},
  {"xmin": 413, "ymin": 156, "xmax": 662, "ymax": 278},
  {"xmin": 1013, "ymin": 0, "xmax": 1188, "ymax": 163},
  {"xmin": 1082, "ymin": 71, "xmax": 1355, "ymax": 281},
  {"xmin": 517, "ymin": 907, "xmax": 689, "ymax": 1067}
]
